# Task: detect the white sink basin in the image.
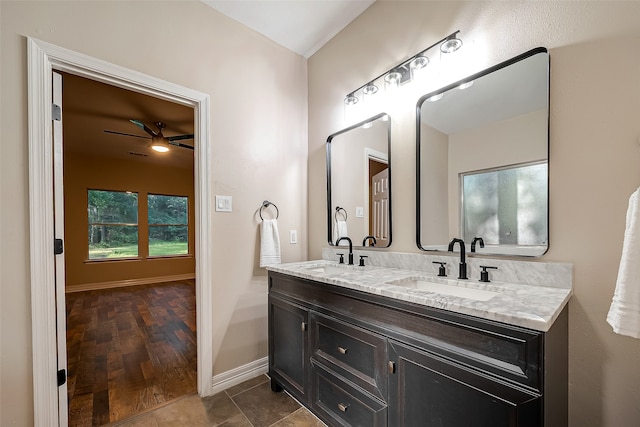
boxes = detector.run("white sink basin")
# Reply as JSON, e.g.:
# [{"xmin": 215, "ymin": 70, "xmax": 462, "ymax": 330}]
[
  {"xmin": 386, "ymin": 277, "xmax": 500, "ymax": 301},
  {"xmin": 301, "ymin": 263, "xmax": 361, "ymax": 274}
]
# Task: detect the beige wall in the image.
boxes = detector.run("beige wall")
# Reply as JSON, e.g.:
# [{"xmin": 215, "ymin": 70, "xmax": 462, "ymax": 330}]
[
  {"xmin": 64, "ymin": 153, "xmax": 196, "ymax": 287},
  {"xmin": 309, "ymin": 1, "xmax": 640, "ymax": 426},
  {"xmin": 0, "ymin": 1, "xmax": 307, "ymax": 424}
]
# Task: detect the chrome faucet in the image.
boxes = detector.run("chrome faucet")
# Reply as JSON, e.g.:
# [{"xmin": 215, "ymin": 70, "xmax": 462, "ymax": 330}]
[
  {"xmin": 447, "ymin": 238, "xmax": 468, "ymax": 279},
  {"xmin": 362, "ymin": 235, "xmax": 377, "ymax": 247},
  {"xmin": 336, "ymin": 237, "xmax": 354, "ymax": 265},
  {"xmin": 471, "ymin": 237, "xmax": 484, "ymax": 253}
]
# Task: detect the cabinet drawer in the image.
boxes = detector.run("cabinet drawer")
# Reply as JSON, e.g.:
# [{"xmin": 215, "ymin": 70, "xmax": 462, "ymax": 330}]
[
  {"xmin": 311, "ymin": 361, "xmax": 387, "ymax": 427},
  {"xmin": 309, "ymin": 312, "xmax": 387, "ymax": 400}
]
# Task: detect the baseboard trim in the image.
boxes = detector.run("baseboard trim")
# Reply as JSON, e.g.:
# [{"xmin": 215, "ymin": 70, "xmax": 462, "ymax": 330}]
[
  {"xmin": 211, "ymin": 357, "xmax": 269, "ymax": 395},
  {"xmin": 65, "ymin": 273, "xmax": 196, "ymax": 293}
]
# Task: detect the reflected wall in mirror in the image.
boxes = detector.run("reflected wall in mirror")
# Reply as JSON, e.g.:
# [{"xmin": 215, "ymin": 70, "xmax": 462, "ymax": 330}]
[
  {"xmin": 417, "ymin": 48, "xmax": 549, "ymax": 257},
  {"xmin": 327, "ymin": 113, "xmax": 391, "ymax": 248}
]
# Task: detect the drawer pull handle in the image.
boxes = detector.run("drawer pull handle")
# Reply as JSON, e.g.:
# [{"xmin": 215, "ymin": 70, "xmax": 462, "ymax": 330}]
[
  {"xmin": 337, "ymin": 346, "xmax": 348, "ymax": 355},
  {"xmin": 301, "ymin": 322, "xmax": 307, "ymax": 332},
  {"xmin": 388, "ymin": 360, "xmax": 396, "ymax": 374},
  {"xmin": 338, "ymin": 403, "xmax": 349, "ymax": 412}
]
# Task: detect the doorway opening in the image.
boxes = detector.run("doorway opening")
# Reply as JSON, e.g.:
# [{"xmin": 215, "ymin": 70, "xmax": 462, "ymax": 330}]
[
  {"xmin": 27, "ymin": 38, "xmax": 213, "ymax": 426},
  {"xmin": 61, "ymin": 72, "xmax": 197, "ymax": 424}
]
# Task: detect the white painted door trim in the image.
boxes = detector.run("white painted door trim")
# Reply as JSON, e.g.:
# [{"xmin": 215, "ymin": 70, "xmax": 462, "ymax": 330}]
[
  {"xmin": 27, "ymin": 37, "xmax": 214, "ymax": 425},
  {"xmin": 52, "ymin": 70, "xmax": 69, "ymax": 427}
]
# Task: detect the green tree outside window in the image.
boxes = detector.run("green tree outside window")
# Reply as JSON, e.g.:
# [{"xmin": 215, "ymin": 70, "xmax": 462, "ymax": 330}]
[
  {"xmin": 88, "ymin": 189, "xmax": 139, "ymax": 259},
  {"xmin": 148, "ymin": 194, "xmax": 189, "ymax": 256}
]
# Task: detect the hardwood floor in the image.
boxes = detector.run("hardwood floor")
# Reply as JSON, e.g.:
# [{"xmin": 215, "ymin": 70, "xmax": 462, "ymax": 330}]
[{"xmin": 66, "ymin": 281, "xmax": 197, "ymax": 426}]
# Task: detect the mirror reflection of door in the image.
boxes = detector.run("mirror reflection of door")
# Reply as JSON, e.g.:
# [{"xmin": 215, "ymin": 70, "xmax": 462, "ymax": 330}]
[
  {"xmin": 327, "ymin": 113, "xmax": 392, "ymax": 248},
  {"xmin": 369, "ymin": 160, "xmax": 389, "ymax": 246}
]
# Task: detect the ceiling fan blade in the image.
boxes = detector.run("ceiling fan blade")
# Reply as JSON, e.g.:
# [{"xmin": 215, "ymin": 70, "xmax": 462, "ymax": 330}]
[
  {"xmin": 166, "ymin": 134, "xmax": 194, "ymax": 142},
  {"xmin": 168, "ymin": 141, "xmax": 195, "ymax": 150},
  {"xmin": 130, "ymin": 119, "xmax": 157, "ymax": 137},
  {"xmin": 103, "ymin": 129, "xmax": 150, "ymax": 139}
]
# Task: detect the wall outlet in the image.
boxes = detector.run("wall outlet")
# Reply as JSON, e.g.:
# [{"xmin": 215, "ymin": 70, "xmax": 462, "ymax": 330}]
[
  {"xmin": 215, "ymin": 195, "xmax": 232, "ymax": 212},
  {"xmin": 290, "ymin": 230, "xmax": 298, "ymax": 244}
]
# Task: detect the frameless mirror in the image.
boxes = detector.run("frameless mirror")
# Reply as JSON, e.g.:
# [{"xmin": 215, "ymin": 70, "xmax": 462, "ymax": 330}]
[
  {"xmin": 417, "ymin": 48, "xmax": 549, "ymax": 257},
  {"xmin": 327, "ymin": 113, "xmax": 391, "ymax": 248}
]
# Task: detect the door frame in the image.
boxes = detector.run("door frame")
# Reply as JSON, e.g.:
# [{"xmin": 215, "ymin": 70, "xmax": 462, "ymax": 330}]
[{"xmin": 27, "ymin": 37, "xmax": 214, "ymax": 425}]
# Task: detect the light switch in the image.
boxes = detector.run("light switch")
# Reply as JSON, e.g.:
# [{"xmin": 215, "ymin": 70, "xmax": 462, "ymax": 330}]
[
  {"xmin": 355, "ymin": 207, "xmax": 364, "ymax": 218},
  {"xmin": 290, "ymin": 230, "xmax": 298, "ymax": 244},
  {"xmin": 215, "ymin": 195, "xmax": 232, "ymax": 212}
]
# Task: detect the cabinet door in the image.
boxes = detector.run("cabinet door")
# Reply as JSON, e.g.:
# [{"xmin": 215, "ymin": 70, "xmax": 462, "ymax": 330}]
[
  {"xmin": 269, "ymin": 295, "xmax": 309, "ymax": 402},
  {"xmin": 388, "ymin": 341, "xmax": 541, "ymax": 427}
]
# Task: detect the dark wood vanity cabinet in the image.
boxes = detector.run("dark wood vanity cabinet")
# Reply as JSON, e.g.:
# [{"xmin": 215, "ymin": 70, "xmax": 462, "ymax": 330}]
[
  {"xmin": 268, "ymin": 294, "xmax": 309, "ymax": 402},
  {"xmin": 268, "ymin": 272, "xmax": 567, "ymax": 427}
]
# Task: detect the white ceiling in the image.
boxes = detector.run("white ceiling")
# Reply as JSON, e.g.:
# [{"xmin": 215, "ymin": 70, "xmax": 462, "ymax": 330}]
[{"xmin": 202, "ymin": 0, "xmax": 375, "ymax": 58}]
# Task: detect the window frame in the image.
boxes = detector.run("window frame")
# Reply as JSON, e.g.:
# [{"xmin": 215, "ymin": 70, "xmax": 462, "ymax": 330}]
[
  {"xmin": 147, "ymin": 192, "xmax": 190, "ymax": 258},
  {"xmin": 87, "ymin": 188, "xmax": 140, "ymax": 261},
  {"xmin": 459, "ymin": 160, "xmax": 548, "ymax": 246}
]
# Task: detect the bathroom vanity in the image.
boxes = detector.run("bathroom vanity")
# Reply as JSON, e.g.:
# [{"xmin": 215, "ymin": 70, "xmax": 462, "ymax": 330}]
[{"xmin": 268, "ymin": 257, "xmax": 570, "ymax": 427}]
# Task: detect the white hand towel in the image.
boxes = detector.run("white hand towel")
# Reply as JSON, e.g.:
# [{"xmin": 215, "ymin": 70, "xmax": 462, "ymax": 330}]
[
  {"xmin": 333, "ymin": 220, "xmax": 349, "ymax": 245},
  {"xmin": 260, "ymin": 219, "xmax": 281, "ymax": 268},
  {"xmin": 607, "ymin": 188, "xmax": 640, "ymax": 338}
]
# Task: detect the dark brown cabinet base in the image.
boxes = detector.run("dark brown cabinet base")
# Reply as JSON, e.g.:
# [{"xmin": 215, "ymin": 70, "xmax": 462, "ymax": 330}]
[{"xmin": 268, "ymin": 271, "xmax": 567, "ymax": 427}]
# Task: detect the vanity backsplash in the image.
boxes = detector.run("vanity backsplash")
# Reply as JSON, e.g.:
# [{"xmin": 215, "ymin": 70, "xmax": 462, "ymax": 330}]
[{"xmin": 322, "ymin": 247, "xmax": 572, "ymax": 290}]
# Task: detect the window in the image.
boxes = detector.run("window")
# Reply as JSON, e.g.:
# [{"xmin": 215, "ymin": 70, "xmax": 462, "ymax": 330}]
[
  {"xmin": 148, "ymin": 194, "xmax": 189, "ymax": 256},
  {"xmin": 461, "ymin": 162, "xmax": 547, "ymax": 246},
  {"xmin": 88, "ymin": 190, "xmax": 138, "ymax": 259}
]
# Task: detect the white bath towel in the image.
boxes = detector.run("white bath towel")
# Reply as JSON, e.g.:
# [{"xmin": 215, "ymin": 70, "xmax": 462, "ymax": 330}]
[
  {"xmin": 260, "ymin": 219, "xmax": 281, "ymax": 267},
  {"xmin": 607, "ymin": 188, "xmax": 640, "ymax": 338},
  {"xmin": 333, "ymin": 220, "xmax": 349, "ymax": 245}
]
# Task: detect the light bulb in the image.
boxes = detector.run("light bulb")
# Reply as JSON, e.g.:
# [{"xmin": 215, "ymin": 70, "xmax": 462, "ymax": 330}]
[
  {"xmin": 411, "ymin": 55, "xmax": 430, "ymax": 70},
  {"xmin": 384, "ymin": 70, "xmax": 402, "ymax": 85},
  {"xmin": 363, "ymin": 83, "xmax": 378, "ymax": 95},
  {"xmin": 427, "ymin": 93, "xmax": 444, "ymax": 102},
  {"xmin": 344, "ymin": 94, "xmax": 359, "ymax": 105},
  {"xmin": 458, "ymin": 81, "xmax": 474, "ymax": 90},
  {"xmin": 440, "ymin": 37, "xmax": 463, "ymax": 54},
  {"xmin": 151, "ymin": 143, "xmax": 169, "ymax": 153}
]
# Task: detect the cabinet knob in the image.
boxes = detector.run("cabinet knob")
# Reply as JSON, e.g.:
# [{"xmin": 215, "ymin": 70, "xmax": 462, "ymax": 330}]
[
  {"xmin": 337, "ymin": 346, "xmax": 348, "ymax": 355},
  {"xmin": 388, "ymin": 360, "xmax": 396, "ymax": 374},
  {"xmin": 301, "ymin": 322, "xmax": 307, "ymax": 332},
  {"xmin": 337, "ymin": 403, "xmax": 349, "ymax": 412}
]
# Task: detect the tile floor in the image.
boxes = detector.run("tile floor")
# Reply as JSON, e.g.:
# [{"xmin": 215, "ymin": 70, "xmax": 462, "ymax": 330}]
[{"xmin": 107, "ymin": 374, "xmax": 327, "ymax": 427}]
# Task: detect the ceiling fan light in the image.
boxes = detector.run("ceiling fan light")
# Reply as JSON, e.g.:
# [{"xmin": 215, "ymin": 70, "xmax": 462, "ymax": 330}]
[{"xmin": 151, "ymin": 144, "xmax": 170, "ymax": 153}]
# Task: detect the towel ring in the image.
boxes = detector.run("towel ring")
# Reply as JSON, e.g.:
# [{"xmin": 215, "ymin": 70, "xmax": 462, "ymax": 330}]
[
  {"xmin": 335, "ymin": 206, "xmax": 347, "ymax": 221},
  {"xmin": 260, "ymin": 200, "xmax": 279, "ymax": 220}
]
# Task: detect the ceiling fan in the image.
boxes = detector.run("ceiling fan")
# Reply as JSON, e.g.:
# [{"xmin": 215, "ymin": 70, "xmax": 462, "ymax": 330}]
[{"xmin": 104, "ymin": 120, "xmax": 194, "ymax": 152}]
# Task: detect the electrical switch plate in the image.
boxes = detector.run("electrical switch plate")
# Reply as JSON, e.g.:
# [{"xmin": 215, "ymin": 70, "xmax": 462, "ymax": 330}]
[
  {"xmin": 290, "ymin": 230, "xmax": 298, "ymax": 244},
  {"xmin": 355, "ymin": 207, "xmax": 364, "ymax": 218},
  {"xmin": 215, "ymin": 195, "xmax": 232, "ymax": 212}
]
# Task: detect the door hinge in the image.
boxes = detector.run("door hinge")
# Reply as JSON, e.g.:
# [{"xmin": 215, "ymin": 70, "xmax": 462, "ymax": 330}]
[
  {"xmin": 57, "ymin": 369, "xmax": 66, "ymax": 386},
  {"xmin": 54, "ymin": 238, "xmax": 64, "ymax": 255},
  {"xmin": 52, "ymin": 103, "xmax": 62, "ymax": 121}
]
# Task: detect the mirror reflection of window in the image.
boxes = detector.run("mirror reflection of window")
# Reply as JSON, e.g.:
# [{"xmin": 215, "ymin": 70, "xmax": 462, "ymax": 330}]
[
  {"xmin": 461, "ymin": 161, "xmax": 548, "ymax": 246},
  {"xmin": 328, "ymin": 114, "xmax": 391, "ymax": 248}
]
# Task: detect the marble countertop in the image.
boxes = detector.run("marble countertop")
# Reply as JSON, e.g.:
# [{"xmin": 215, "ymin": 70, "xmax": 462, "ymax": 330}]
[{"xmin": 267, "ymin": 260, "xmax": 572, "ymax": 332}]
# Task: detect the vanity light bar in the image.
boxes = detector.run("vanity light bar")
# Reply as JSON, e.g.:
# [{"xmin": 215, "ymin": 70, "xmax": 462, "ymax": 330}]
[{"xmin": 344, "ymin": 31, "xmax": 463, "ymax": 106}]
